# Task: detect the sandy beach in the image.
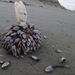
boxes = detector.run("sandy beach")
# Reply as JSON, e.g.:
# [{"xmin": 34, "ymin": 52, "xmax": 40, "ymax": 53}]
[{"xmin": 0, "ymin": 0, "xmax": 75, "ymax": 75}]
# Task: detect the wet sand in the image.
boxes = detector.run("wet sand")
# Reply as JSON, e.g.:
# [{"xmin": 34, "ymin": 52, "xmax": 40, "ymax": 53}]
[{"xmin": 0, "ymin": 0, "xmax": 75, "ymax": 75}]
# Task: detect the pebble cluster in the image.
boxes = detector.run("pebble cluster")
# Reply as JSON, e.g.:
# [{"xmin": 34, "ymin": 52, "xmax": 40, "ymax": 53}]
[{"xmin": 1, "ymin": 24, "xmax": 41, "ymax": 58}]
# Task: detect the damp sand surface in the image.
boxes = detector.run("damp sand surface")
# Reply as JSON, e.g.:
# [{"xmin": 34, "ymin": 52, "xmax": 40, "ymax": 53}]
[{"xmin": 0, "ymin": 0, "xmax": 75, "ymax": 75}]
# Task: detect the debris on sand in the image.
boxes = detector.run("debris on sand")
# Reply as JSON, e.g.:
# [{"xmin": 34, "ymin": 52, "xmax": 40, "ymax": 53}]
[
  {"xmin": 52, "ymin": 65, "xmax": 70, "ymax": 68},
  {"xmin": 1, "ymin": 61, "xmax": 10, "ymax": 69},
  {"xmin": 59, "ymin": 57, "xmax": 66, "ymax": 63},
  {"xmin": 30, "ymin": 55, "xmax": 40, "ymax": 62},
  {"xmin": 45, "ymin": 66, "xmax": 54, "ymax": 73},
  {"xmin": 1, "ymin": 24, "xmax": 41, "ymax": 58},
  {"xmin": 56, "ymin": 49, "xmax": 62, "ymax": 53},
  {"xmin": 43, "ymin": 35, "xmax": 47, "ymax": 39},
  {"xmin": 0, "ymin": 61, "xmax": 10, "ymax": 69},
  {"xmin": 45, "ymin": 64, "xmax": 70, "ymax": 73}
]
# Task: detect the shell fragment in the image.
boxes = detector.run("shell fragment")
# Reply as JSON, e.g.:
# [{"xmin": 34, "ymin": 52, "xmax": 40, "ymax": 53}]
[
  {"xmin": 59, "ymin": 57, "xmax": 66, "ymax": 63},
  {"xmin": 1, "ymin": 61, "xmax": 10, "ymax": 69},
  {"xmin": 30, "ymin": 56, "xmax": 40, "ymax": 62},
  {"xmin": 43, "ymin": 36, "xmax": 47, "ymax": 39},
  {"xmin": 56, "ymin": 49, "xmax": 62, "ymax": 53},
  {"xmin": 45, "ymin": 66, "xmax": 54, "ymax": 73}
]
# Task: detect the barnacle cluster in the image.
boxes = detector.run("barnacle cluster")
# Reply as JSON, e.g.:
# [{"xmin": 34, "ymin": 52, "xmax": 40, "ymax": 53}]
[{"xmin": 1, "ymin": 24, "xmax": 41, "ymax": 58}]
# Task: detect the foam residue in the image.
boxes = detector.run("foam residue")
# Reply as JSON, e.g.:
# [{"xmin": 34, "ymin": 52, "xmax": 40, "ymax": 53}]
[{"xmin": 58, "ymin": 0, "xmax": 75, "ymax": 11}]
